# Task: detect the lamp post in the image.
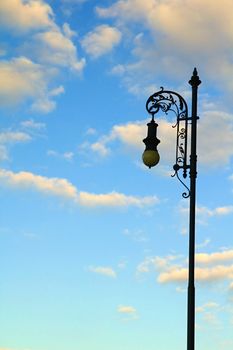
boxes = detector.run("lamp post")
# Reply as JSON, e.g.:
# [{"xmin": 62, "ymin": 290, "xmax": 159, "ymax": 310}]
[{"xmin": 142, "ymin": 68, "xmax": 201, "ymax": 350}]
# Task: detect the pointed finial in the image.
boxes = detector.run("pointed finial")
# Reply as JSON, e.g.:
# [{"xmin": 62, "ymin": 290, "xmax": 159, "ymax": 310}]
[{"xmin": 189, "ymin": 67, "xmax": 201, "ymax": 87}]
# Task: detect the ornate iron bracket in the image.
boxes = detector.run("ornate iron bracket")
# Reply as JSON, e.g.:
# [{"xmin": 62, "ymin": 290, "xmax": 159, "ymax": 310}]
[{"xmin": 146, "ymin": 87, "xmax": 191, "ymax": 198}]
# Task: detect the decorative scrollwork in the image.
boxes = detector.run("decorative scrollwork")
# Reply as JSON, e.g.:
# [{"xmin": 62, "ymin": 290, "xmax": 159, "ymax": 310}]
[
  {"xmin": 171, "ymin": 171, "xmax": 191, "ymax": 198},
  {"xmin": 146, "ymin": 88, "xmax": 190, "ymax": 197},
  {"xmin": 146, "ymin": 88, "xmax": 188, "ymax": 122}
]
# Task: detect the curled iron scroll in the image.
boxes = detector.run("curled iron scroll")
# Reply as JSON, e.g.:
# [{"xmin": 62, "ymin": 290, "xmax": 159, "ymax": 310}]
[{"xmin": 146, "ymin": 88, "xmax": 190, "ymax": 198}]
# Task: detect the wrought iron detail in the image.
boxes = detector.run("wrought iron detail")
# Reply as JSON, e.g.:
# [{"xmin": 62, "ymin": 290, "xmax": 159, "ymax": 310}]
[{"xmin": 146, "ymin": 88, "xmax": 191, "ymax": 197}]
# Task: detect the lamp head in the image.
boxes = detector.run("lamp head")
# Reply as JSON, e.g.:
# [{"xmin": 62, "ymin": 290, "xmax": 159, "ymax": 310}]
[{"xmin": 142, "ymin": 119, "xmax": 160, "ymax": 169}]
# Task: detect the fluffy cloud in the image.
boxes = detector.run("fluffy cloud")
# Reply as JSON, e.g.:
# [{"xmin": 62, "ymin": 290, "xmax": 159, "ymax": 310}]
[
  {"xmin": 97, "ymin": 0, "xmax": 233, "ymax": 93},
  {"xmin": 0, "ymin": 56, "xmax": 64, "ymax": 112},
  {"xmin": 81, "ymin": 25, "xmax": 122, "ymax": 58},
  {"xmin": 88, "ymin": 266, "xmax": 116, "ymax": 278},
  {"xmin": 87, "ymin": 119, "xmax": 176, "ymax": 165},
  {"xmin": 0, "ymin": 57, "xmax": 46, "ymax": 106},
  {"xmin": 0, "ymin": 1, "xmax": 85, "ymax": 112},
  {"xmin": 137, "ymin": 249, "xmax": 233, "ymax": 285},
  {"xmin": 158, "ymin": 265, "xmax": 233, "ymax": 283},
  {"xmin": 0, "ymin": 168, "xmax": 158, "ymax": 208},
  {"xmin": 198, "ymin": 110, "xmax": 233, "ymax": 166},
  {"xmin": 0, "ymin": 0, "xmax": 54, "ymax": 32},
  {"xmin": 87, "ymin": 107, "xmax": 233, "ymax": 167},
  {"xmin": 34, "ymin": 29, "xmax": 85, "ymax": 71},
  {"xmin": 196, "ymin": 250, "xmax": 233, "ymax": 265},
  {"xmin": 0, "ymin": 169, "xmax": 78, "ymax": 200}
]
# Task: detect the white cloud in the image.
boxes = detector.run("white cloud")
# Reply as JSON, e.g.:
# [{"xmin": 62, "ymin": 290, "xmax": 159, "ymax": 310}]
[
  {"xmin": 34, "ymin": 29, "xmax": 85, "ymax": 71},
  {"xmin": 88, "ymin": 107, "xmax": 233, "ymax": 168},
  {"xmin": 195, "ymin": 302, "xmax": 222, "ymax": 329},
  {"xmin": 49, "ymin": 85, "xmax": 65, "ymax": 97},
  {"xmin": 0, "ymin": 131, "xmax": 31, "ymax": 144},
  {"xmin": 198, "ymin": 110, "xmax": 233, "ymax": 166},
  {"xmin": 0, "ymin": 169, "xmax": 78, "ymax": 200},
  {"xmin": 79, "ymin": 191, "xmax": 158, "ymax": 208},
  {"xmin": 0, "ymin": 56, "xmax": 62, "ymax": 112},
  {"xmin": 86, "ymin": 128, "xmax": 97, "ymax": 136},
  {"xmin": 196, "ymin": 238, "xmax": 211, "ymax": 249},
  {"xmin": 81, "ymin": 25, "xmax": 122, "ymax": 58},
  {"xmin": 47, "ymin": 150, "xmax": 74, "ymax": 162},
  {"xmin": 0, "ymin": 0, "xmax": 54, "ymax": 32},
  {"xmin": 62, "ymin": 0, "xmax": 88, "ymax": 3},
  {"xmin": 62, "ymin": 23, "xmax": 77, "ymax": 39},
  {"xmin": 123, "ymin": 228, "xmax": 148, "ymax": 242},
  {"xmin": 20, "ymin": 119, "xmax": 46, "ymax": 131},
  {"xmin": 88, "ymin": 266, "xmax": 116, "ymax": 278},
  {"xmin": 0, "ymin": 57, "xmax": 46, "ymax": 106},
  {"xmin": 196, "ymin": 302, "xmax": 219, "ymax": 313},
  {"xmin": 117, "ymin": 305, "xmax": 138, "ymax": 320},
  {"xmin": 0, "ymin": 168, "xmax": 158, "ymax": 208},
  {"xmin": 137, "ymin": 249, "xmax": 233, "ymax": 285},
  {"xmin": 90, "ymin": 142, "xmax": 110, "ymax": 157},
  {"xmin": 158, "ymin": 265, "xmax": 233, "ymax": 284},
  {"xmin": 96, "ymin": 0, "xmax": 233, "ymax": 101},
  {"xmin": 117, "ymin": 305, "xmax": 137, "ymax": 314},
  {"xmin": 0, "ymin": 145, "xmax": 9, "ymax": 161},
  {"xmin": 180, "ymin": 203, "xmax": 233, "ymax": 226},
  {"xmin": 196, "ymin": 250, "xmax": 233, "ymax": 265},
  {"xmin": 0, "ymin": 130, "xmax": 32, "ymax": 161},
  {"xmin": 87, "ymin": 119, "xmax": 175, "ymax": 165},
  {"xmin": 0, "ymin": 2, "xmax": 85, "ymax": 113},
  {"xmin": 214, "ymin": 207, "xmax": 233, "ymax": 215}
]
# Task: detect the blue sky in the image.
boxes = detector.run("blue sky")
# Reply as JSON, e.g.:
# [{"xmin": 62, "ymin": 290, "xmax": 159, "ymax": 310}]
[{"xmin": 1, "ymin": 1, "xmax": 233, "ymax": 349}]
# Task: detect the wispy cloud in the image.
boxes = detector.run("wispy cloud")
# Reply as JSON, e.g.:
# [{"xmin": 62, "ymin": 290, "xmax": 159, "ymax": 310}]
[
  {"xmin": 47, "ymin": 150, "xmax": 74, "ymax": 162},
  {"xmin": 137, "ymin": 249, "xmax": 233, "ymax": 285},
  {"xmin": 196, "ymin": 302, "xmax": 219, "ymax": 313},
  {"xmin": 180, "ymin": 203, "xmax": 233, "ymax": 226},
  {"xmin": 123, "ymin": 228, "xmax": 148, "ymax": 242},
  {"xmin": 117, "ymin": 305, "xmax": 138, "ymax": 320},
  {"xmin": 0, "ymin": 169, "xmax": 158, "ymax": 208},
  {"xmin": 79, "ymin": 190, "xmax": 158, "ymax": 208},
  {"xmin": 196, "ymin": 301, "xmax": 222, "ymax": 329},
  {"xmin": 20, "ymin": 119, "xmax": 46, "ymax": 131},
  {"xmin": 0, "ymin": 131, "xmax": 31, "ymax": 144},
  {"xmin": 0, "ymin": 129, "xmax": 32, "ymax": 161},
  {"xmin": 196, "ymin": 238, "xmax": 211, "ymax": 249},
  {"xmin": 88, "ymin": 266, "xmax": 116, "ymax": 278}
]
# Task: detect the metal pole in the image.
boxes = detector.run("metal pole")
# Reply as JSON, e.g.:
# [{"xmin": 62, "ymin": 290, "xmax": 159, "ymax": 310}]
[{"xmin": 187, "ymin": 68, "xmax": 201, "ymax": 350}]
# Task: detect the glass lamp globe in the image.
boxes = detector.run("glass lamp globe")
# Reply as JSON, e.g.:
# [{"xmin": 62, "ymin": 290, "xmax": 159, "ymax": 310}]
[{"xmin": 142, "ymin": 149, "xmax": 160, "ymax": 168}]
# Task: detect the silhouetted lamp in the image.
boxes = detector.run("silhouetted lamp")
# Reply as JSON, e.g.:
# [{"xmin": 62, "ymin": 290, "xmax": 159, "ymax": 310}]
[
  {"xmin": 141, "ymin": 69, "xmax": 201, "ymax": 350},
  {"xmin": 142, "ymin": 118, "xmax": 160, "ymax": 168}
]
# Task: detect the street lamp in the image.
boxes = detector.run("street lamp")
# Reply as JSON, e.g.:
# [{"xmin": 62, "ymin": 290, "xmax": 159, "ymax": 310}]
[{"xmin": 142, "ymin": 68, "xmax": 201, "ymax": 350}]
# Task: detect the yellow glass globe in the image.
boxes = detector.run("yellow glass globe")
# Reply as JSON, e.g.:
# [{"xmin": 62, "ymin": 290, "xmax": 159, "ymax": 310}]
[{"xmin": 142, "ymin": 150, "xmax": 160, "ymax": 168}]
